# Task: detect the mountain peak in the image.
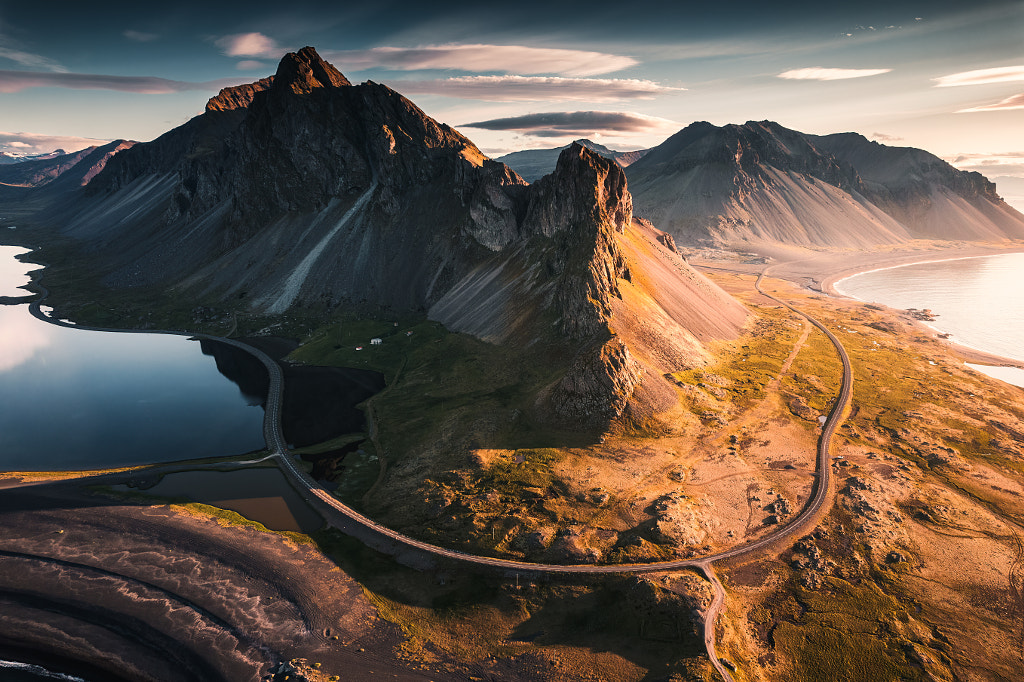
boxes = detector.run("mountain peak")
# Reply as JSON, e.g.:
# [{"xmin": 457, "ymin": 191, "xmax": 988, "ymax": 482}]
[{"xmin": 273, "ymin": 46, "xmax": 351, "ymax": 94}]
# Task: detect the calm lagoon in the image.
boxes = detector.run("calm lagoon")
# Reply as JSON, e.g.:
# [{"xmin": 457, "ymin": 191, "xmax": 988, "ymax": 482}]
[{"xmin": 0, "ymin": 245, "xmax": 267, "ymax": 471}]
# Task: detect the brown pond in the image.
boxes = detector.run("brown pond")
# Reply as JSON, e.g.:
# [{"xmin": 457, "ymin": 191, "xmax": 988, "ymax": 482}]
[{"xmin": 127, "ymin": 467, "xmax": 322, "ymax": 533}]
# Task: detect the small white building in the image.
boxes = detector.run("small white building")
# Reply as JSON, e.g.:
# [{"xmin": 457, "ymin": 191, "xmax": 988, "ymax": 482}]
[{"xmin": 370, "ymin": 337, "xmax": 383, "ymax": 346}]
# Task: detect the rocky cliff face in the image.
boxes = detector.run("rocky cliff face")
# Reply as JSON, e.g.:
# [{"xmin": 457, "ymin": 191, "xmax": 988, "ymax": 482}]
[
  {"xmin": 633, "ymin": 120, "xmax": 862, "ymax": 193},
  {"xmin": 432, "ymin": 144, "xmax": 747, "ymax": 427},
  {"xmin": 520, "ymin": 145, "xmax": 643, "ymax": 425},
  {"xmin": 626, "ymin": 120, "xmax": 1024, "ymax": 246},
  {"xmin": 66, "ymin": 47, "xmax": 530, "ymax": 313},
  {"xmin": 522, "ymin": 143, "xmax": 633, "ymax": 340},
  {"xmin": 808, "ymin": 132, "xmax": 1024, "ymax": 239},
  {"xmin": 205, "ymin": 77, "xmax": 274, "ymax": 112}
]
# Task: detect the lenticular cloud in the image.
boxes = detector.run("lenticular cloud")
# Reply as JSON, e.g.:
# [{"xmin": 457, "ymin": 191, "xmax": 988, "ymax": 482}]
[{"xmin": 777, "ymin": 67, "xmax": 892, "ymax": 81}]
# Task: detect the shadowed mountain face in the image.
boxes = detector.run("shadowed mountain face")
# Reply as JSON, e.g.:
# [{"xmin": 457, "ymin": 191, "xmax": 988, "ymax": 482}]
[
  {"xmin": 625, "ymin": 120, "xmax": 1024, "ymax": 247},
  {"xmin": 11, "ymin": 47, "xmax": 747, "ymax": 430},
  {"xmin": 46, "ymin": 47, "xmax": 535, "ymax": 315},
  {"xmin": 496, "ymin": 140, "xmax": 648, "ymax": 183}
]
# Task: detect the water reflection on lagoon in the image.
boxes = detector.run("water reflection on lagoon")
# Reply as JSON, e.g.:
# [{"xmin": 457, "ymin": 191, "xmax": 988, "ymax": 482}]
[{"xmin": 0, "ymin": 247, "xmax": 266, "ymax": 471}]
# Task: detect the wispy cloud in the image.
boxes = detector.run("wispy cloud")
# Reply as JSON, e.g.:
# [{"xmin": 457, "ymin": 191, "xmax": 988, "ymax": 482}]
[
  {"xmin": 214, "ymin": 32, "xmax": 286, "ymax": 59},
  {"xmin": 871, "ymin": 132, "xmax": 903, "ymax": 143},
  {"xmin": 948, "ymin": 151, "xmax": 1024, "ymax": 178},
  {"xmin": 0, "ymin": 69, "xmax": 244, "ymax": 94},
  {"xmin": 236, "ymin": 60, "xmax": 266, "ymax": 71},
  {"xmin": 324, "ymin": 44, "xmax": 637, "ymax": 77},
  {"xmin": 0, "ymin": 130, "xmax": 110, "ymax": 155},
  {"xmin": 123, "ymin": 30, "xmax": 158, "ymax": 42},
  {"xmin": 460, "ymin": 111, "xmax": 678, "ymax": 138},
  {"xmin": 934, "ymin": 65, "xmax": 1024, "ymax": 87},
  {"xmin": 956, "ymin": 92, "xmax": 1024, "ymax": 113},
  {"xmin": 0, "ymin": 45, "xmax": 66, "ymax": 73},
  {"xmin": 777, "ymin": 67, "xmax": 892, "ymax": 81},
  {"xmin": 390, "ymin": 76, "xmax": 682, "ymax": 102}
]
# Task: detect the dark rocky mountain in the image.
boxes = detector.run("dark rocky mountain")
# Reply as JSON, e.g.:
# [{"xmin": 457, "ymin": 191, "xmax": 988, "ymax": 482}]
[
  {"xmin": 497, "ymin": 139, "xmax": 648, "ymax": 183},
  {"xmin": 13, "ymin": 47, "xmax": 747, "ymax": 429},
  {"xmin": 54, "ymin": 47, "xmax": 521, "ymax": 314},
  {"xmin": 625, "ymin": 120, "xmax": 1024, "ymax": 247},
  {"xmin": 431, "ymin": 142, "xmax": 748, "ymax": 426},
  {"xmin": 809, "ymin": 132, "xmax": 1024, "ymax": 241}
]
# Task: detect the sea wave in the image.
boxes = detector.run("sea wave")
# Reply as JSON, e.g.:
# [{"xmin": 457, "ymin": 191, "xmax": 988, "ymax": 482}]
[{"xmin": 0, "ymin": 659, "xmax": 88, "ymax": 681}]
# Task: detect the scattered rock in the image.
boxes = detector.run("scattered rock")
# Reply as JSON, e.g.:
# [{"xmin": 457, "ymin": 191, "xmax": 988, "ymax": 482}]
[{"xmin": 788, "ymin": 396, "xmax": 819, "ymax": 421}]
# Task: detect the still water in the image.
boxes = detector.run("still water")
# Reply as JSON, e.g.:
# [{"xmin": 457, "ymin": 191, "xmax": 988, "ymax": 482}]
[
  {"xmin": 0, "ymin": 246, "xmax": 267, "ymax": 470},
  {"xmin": 123, "ymin": 467, "xmax": 322, "ymax": 533},
  {"xmin": 835, "ymin": 252, "xmax": 1024, "ymax": 388}
]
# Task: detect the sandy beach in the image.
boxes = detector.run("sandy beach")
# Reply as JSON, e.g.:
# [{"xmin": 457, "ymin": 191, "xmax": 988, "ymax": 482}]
[{"xmin": 693, "ymin": 239, "xmax": 1024, "ymax": 370}]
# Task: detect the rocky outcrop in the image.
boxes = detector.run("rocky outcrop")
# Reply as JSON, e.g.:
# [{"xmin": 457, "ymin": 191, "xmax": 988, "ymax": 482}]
[
  {"xmin": 524, "ymin": 143, "xmax": 633, "ymax": 339},
  {"xmin": 549, "ymin": 337, "xmax": 643, "ymax": 425},
  {"xmin": 205, "ymin": 77, "xmax": 273, "ymax": 112},
  {"xmin": 271, "ymin": 46, "xmax": 351, "ymax": 94},
  {"xmin": 649, "ymin": 492, "xmax": 718, "ymax": 549}
]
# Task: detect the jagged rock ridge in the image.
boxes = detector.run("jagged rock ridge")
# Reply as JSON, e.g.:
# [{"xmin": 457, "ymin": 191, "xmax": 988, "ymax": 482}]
[
  {"xmin": 431, "ymin": 144, "xmax": 748, "ymax": 426},
  {"xmin": 625, "ymin": 120, "xmax": 1024, "ymax": 247}
]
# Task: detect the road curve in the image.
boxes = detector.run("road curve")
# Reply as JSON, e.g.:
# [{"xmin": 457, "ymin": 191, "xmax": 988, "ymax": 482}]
[{"xmin": 24, "ymin": 266, "xmax": 853, "ymax": 679}]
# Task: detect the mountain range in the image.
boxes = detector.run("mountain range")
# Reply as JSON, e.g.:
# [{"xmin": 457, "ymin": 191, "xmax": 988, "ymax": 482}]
[
  {"xmin": 496, "ymin": 140, "xmax": 647, "ymax": 183},
  {"xmin": 495, "ymin": 122, "xmax": 1024, "ymax": 248},
  {"xmin": 0, "ymin": 141, "xmax": 134, "ymax": 191},
  {"xmin": 5, "ymin": 48, "xmax": 1022, "ymax": 427},
  {"xmin": 6, "ymin": 47, "xmax": 748, "ymax": 429},
  {"xmin": 0, "ymin": 149, "xmax": 68, "ymax": 165}
]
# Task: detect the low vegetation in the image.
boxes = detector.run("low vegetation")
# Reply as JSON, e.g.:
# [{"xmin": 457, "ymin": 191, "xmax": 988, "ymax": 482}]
[
  {"xmin": 26, "ymin": 248, "xmax": 1024, "ymax": 680},
  {"xmin": 706, "ymin": 276, "xmax": 1024, "ymax": 682}
]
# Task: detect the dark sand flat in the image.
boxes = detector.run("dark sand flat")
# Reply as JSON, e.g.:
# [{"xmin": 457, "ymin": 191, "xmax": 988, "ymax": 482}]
[{"xmin": 0, "ymin": 475, "xmax": 443, "ymax": 681}]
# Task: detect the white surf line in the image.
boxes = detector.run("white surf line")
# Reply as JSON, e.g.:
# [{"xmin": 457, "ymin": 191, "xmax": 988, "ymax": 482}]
[
  {"xmin": 831, "ymin": 251, "xmax": 1024, "ymax": 296},
  {"xmin": 265, "ymin": 181, "xmax": 377, "ymax": 314}
]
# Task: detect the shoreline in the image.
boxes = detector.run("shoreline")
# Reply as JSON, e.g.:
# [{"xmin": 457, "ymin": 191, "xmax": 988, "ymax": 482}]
[{"xmin": 752, "ymin": 241, "xmax": 1024, "ymax": 371}]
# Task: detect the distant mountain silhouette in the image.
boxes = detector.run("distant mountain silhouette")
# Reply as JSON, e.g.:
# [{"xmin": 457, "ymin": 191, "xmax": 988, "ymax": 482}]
[{"xmin": 497, "ymin": 139, "xmax": 648, "ymax": 182}]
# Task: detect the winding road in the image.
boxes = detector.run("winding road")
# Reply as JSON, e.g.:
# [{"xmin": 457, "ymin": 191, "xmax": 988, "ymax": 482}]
[{"xmin": 25, "ymin": 266, "xmax": 853, "ymax": 681}]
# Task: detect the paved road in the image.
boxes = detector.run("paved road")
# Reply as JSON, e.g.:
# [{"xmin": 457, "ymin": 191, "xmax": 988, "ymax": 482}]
[
  {"xmin": 25, "ymin": 266, "xmax": 853, "ymax": 680},
  {"xmin": 269, "ymin": 270, "xmax": 853, "ymax": 576}
]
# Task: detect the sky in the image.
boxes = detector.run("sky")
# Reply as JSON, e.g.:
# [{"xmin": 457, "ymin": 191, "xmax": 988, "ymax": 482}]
[{"xmin": 0, "ymin": 0, "xmax": 1021, "ymax": 185}]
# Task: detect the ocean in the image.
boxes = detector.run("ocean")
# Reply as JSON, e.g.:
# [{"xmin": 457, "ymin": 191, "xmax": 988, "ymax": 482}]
[{"xmin": 835, "ymin": 252, "xmax": 1024, "ymax": 389}]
